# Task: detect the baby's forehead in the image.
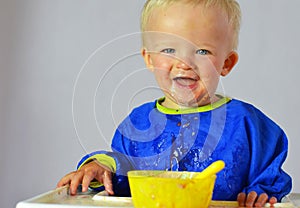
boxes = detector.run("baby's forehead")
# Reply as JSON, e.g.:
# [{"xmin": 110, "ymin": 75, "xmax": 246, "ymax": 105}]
[{"xmin": 143, "ymin": 31, "xmax": 198, "ymax": 48}]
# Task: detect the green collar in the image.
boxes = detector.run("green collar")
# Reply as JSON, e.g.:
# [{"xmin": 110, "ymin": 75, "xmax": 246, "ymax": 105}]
[{"xmin": 156, "ymin": 96, "xmax": 231, "ymax": 115}]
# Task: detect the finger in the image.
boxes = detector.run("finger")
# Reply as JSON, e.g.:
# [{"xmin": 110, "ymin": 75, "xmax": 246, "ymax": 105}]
[
  {"xmin": 81, "ymin": 172, "xmax": 96, "ymax": 192},
  {"xmin": 269, "ymin": 196, "xmax": 277, "ymax": 205},
  {"xmin": 237, "ymin": 192, "xmax": 246, "ymax": 207},
  {"xmin": 69, "ymin": 172, "xmax": 84, "ymax": 195},
  {"xmin": 254, "ymin": 193, "xmax": 268, "ymax": 207},
  {"xmin": 56, "ymin": 176, "xmax": 71, "ymax": 188},
  {"xmin": 245, "ymin": 191, "xmax": 258, "ymax": 207},
  {"xmin": 102, "ymin": 171, "xmax": 114, "ymax": 195},
  {"xmin": 56, "ymin": 171, "xmax": 77, "ymax": 188}
]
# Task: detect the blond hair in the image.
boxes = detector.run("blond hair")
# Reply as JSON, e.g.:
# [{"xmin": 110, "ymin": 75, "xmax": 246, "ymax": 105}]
[{"xmin": 141, "ymin": 0, "xmax": 241, "ymax": 50}]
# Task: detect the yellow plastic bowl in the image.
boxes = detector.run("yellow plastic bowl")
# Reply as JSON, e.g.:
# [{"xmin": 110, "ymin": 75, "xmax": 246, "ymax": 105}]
[{"xmin": 128, "ymin": 170, "xmax": 216, "ymax": 208}]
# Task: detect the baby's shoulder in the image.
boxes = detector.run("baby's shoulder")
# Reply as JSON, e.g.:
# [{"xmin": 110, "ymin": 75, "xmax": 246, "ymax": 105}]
[
  {"xmin": 118, "ymin": 100, "xmax": 159, "ymax": 130},
  {"xmin": 228, "ymin": 99, "xmax": 260, "ymax": 114},
  {"xmin": 129, "ymin": 100, "xmax": 157, "ymax": 116},
  {"xmin": 228, "ymin": 98, "xmax": 279, "ymax": 127}
]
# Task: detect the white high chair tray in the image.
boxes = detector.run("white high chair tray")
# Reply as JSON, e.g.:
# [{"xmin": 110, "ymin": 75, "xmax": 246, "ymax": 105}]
[
  {"xmin": 16, "ymin": 186, "xmax": 298, "ymax": 208},
  {"xmin": 16, "ymin": 186, "xmax": 133, "ymax": 208}
]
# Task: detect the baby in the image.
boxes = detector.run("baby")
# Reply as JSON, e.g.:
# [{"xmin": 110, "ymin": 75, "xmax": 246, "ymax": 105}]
[{"xmin": 58, "ymin": 0, "xmax": 292, "ymax": 207}]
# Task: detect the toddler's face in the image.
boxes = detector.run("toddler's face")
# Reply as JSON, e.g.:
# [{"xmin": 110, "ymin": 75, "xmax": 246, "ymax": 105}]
[{"xmin": 142, "ymin": 2, "xmax": 238, "ymax": 108}]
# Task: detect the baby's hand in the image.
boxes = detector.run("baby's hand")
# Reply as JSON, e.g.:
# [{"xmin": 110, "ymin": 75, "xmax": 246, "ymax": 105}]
[
  {"xmin": 237, "ymin": 191, "xmax": 277, "ymax": 207},
  {"xmin": 56, "ymin": 161, "xmax": 114, "ymax": 195}
]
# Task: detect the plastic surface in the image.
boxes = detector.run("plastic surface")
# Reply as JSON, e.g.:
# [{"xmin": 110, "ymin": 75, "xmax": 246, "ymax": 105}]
[
  {"xmin": 16, "ymin": 186, "xmax": 133, "ymax": 208},
  {"xmin": 16, "ymin": 185, "xmax": 298, "ymax": 208}
]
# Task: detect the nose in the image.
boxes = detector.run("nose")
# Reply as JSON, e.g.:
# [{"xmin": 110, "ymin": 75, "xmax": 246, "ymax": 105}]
[{"xmin": 176, "ymin": 58, "xmax": 194, "ymax": 70}]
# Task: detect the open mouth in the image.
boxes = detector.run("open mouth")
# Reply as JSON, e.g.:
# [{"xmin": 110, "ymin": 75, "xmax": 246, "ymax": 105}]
[{"xmin": 173, "ymin": 77, "xmax": 199, "ymax": 88}]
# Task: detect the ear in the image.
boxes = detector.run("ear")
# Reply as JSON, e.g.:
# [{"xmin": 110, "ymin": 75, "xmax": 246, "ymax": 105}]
[
  {"xmin": 141, "ymin": 48, "xmax": 154, "ymax": 71},
  {"xmin": 221, "ymin": 51, "xmax": 239, "ymax": 76}
]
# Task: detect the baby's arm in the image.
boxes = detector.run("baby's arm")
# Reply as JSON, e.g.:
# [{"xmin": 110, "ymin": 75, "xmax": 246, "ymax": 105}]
[
  {"xmin": 235, "ymin": 108, "xmax": 292, "ymax": 206},
  {"xmin": 57, "ymin": 159, "xmax": 114, "ymax": 195}
]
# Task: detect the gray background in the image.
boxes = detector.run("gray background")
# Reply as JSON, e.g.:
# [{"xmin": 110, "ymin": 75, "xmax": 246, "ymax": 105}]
[{"xmin": 1, "ymin": 1, "xmax": 299, "ymax": 207}]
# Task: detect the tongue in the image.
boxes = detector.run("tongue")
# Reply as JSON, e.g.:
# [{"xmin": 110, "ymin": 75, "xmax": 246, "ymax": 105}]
[{"xmin": 175, "ymin": 78, "xmax": 197, "ymax": 86}]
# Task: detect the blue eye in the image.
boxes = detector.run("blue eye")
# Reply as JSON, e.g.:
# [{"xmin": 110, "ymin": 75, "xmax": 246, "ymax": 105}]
[
  {"xmin": 161, "ymin": 48, "xmax": 176, "ymax": 54},
  {"xmin": 196, "ymin": 49, "xmax": 209, "ymax": 55}
]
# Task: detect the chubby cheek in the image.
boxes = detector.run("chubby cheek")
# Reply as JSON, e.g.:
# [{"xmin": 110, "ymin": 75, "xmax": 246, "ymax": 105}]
[
  {"xmin": 201, "ymin": 72, "xmax": 220, "ymax": 95},
  {"xmin": 152, "ymin": 67, "xmax": 172, "ymax": 91},
  {"xmin": 196, "ymin": 56, "xmax": 221, "ymax": 73},
  {"xmin": 194, "ymin": 58, "xmax": 221, "ymax": 94},
  {"xmin": 151, "ymin": 54, "xmax": 174, "ymax": 71}
]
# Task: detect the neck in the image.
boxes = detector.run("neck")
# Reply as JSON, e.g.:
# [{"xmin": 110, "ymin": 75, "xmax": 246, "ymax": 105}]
[{"xmin": 162, "ymin": 94, "xmax": 221, "ymax": 110}]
